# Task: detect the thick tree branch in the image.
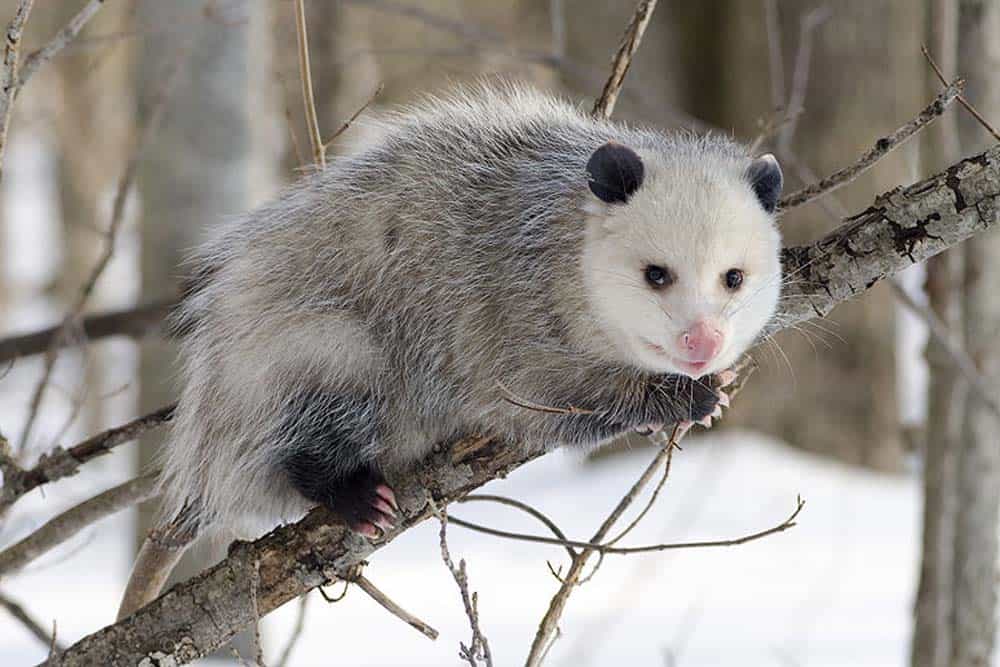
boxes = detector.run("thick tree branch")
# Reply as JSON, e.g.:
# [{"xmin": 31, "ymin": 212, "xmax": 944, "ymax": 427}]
[{"xmin": 36, "ymin": 143, "xmax": 1000, "ymax": 667}]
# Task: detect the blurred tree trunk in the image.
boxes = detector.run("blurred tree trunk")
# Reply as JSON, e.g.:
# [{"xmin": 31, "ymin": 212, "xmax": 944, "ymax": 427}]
[
  {"xmin": 682, "ymin": 0, "xmax": 924, "ymax": 471},
  {"xmin": 48, "ymin": 2, "xmax": 135, "ymax": 440},
  {"xmin": 133, "ymin": 0, "xmax": 253, "ymax": 555},
  {"xmin": 912, "ymin": 2, "xmax": 962, "ymax": 666},
  {"xmin": 951, "ymin": 2, "xmax": 1000, "ymax": 664}
]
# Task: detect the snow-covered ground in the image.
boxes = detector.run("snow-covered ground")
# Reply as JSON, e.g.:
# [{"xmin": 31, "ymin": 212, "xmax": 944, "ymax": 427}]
[{"xmin": 3, "ymin": 428, "xmax": 928, "ymax": 667}]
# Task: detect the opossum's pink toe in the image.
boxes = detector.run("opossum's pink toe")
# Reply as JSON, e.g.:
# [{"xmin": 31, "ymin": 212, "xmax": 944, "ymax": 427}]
[
  {"xmin": 698, "ymin": 415, "xmax": 713, "ymax": 428},
  {"xmin": 718, "ymin": 370, "xmax": 738, "ymax": 387},
  {"xmin": 718, "ymin": 391, "xmax": 730, "ymax": 408},
  {"xmin": 353, "ymin": 522, "xmax": 380, "ymax": 538},
  {"xmin": 373, "ymin": 497, "xmax": 396, "ymax": 517},
  {"xmin": 375, "ymin": 484, "xmax": 398, "ymax": 509}
]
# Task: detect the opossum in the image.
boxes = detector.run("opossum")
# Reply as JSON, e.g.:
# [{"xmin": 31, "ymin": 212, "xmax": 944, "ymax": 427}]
[{"xmin": 158, "ymin": 83, "xmax": 783, "ymax": 540}]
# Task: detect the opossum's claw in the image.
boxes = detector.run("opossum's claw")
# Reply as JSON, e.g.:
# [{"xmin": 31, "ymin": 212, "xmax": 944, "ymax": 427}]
[
  {"xmin": 375, "ymin": 484, "xmax": 399, "ymax": 511},
  {"xmin": 352, "ymin": 521, "xmax": 380, "ymax": 538}
]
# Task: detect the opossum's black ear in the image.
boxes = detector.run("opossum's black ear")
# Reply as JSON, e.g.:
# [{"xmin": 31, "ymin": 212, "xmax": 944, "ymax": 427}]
[
  {"xmin": 747, "ymin": 154, "xmax": 783, "ymax": 213},
  {"xmin": 587, "ymin": 142, "xmax": 644, "ymax": 204}
]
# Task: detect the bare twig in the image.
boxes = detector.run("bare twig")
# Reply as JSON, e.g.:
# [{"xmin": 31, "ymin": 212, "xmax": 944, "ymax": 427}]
[
  {"xmin": 353, "ymin": 574, "xmax": 439, "ymax": 641},
  {"xmin": 779, "ymin": 79, "xmax": 964, "ymax": 209},
  {"xmin": 591, "ymin": 0, "xmax": 658, "ymax": 119},
  {"xmin": 293, "ymin": 0, "xmax": 324, "ymax": 168},
  {"xmin": 16, "ymin": 0, "xmax": 106, "ymax": 90},
  {"xmin": 434, "ymin": 503, "xmax": 493, "ymax": 667},
  {"xmin": 18, "ymin": 55, "xmax": 181, "ymax": 452},
  {"xmin": 0, "ymin": 589, "xmax": 62, "ymax": 651},
  {"xmin": 275, "ymin": 594, "xmax": 309, "ymax": 667},
  {"xmin": 0, "ymin": 471, "xmax": 159, "ymax": 577},
  {"xmin": 922, "ymin": 44, "xmax": 1000, "ymax": 143},
  {"xmin": 0, "ymin": 404, "xmax": 174, "ymax": 512},
  {"xmin": 0, "ymin": 299, "xmax": 176, "ymax": 365},
  {"xmin": 446, "ymin": 496, "xmax": 804, "ymax": 555},
  {"xmin": 458, "ymin": 494, "xmax": 576, "ymax": 560},
  {"xmin": 524, "ymin": 429, "xmax": 679, "ymax": 667},
  {"xmin": 0, "ymin": 0, "xmax": 35, "ymax": 179},
  {"xmin": 323, "ymin": 82, "xmax": 383, "ymax": 149},
  {"xmin": 495, "ymin": 380, "xmax": 594, "ymax": 416},
  {"xmin": 776, "ymin": 7, "xmax": 830, "ymax": 157},
  {"xmin": 889, "ymin": 280, "xmax": 1000, "ymax": 418}
]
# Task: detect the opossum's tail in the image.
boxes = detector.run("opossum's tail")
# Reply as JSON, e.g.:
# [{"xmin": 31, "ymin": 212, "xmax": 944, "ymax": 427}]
[{"xmin": 116, "ymin": 505, "xmax": 199, "ymax": 620}]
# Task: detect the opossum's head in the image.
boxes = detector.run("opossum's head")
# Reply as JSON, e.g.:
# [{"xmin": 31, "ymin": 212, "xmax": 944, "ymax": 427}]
[{"xmin": 580, "ymin": 141, "xmax": 783, "ymax": 378}]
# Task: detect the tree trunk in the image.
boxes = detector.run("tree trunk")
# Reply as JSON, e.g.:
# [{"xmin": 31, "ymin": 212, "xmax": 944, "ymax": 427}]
[
  {"xmin": 911, "ymin": 2, "xmax": 963, "ymax": 665},
  {"xmin": 132, "ymin": 0, "xmax": 255, "ymax": 584},
  {"xmin": 950, "ymin": 2, "xmax": 1000, "ymax": 664}
]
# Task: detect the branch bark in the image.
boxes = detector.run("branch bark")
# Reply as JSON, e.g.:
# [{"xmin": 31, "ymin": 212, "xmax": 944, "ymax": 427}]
[{"xmin": 42, "ymin": 144, "xmax": 1000, "ymax": 667}]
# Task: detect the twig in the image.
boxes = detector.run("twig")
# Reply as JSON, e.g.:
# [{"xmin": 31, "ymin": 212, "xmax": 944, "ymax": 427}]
[
  {"xmin": 0, "ymin": 299, "xmax": 176, "ymax": 365},
  {"xmin": 446, "ymin": 496, "xmax": 804, "ymax": 555},
  {"xmin": 779, "ymin": 79, "xmax": 964, "ymax": 209},
  {"xmin": 524, "ymin": 355, "xmax": 756, "ymax": 667},
  {"xmin": 762, "ymin": 0, "xmax": 785, "ymax": 113},
  {"xmin": 605, "ymin": 437, "xmax": 678, "ymax": 545},
  {"xmin": 434, "ymin": 502, "xmax": 493, "ymax": 667},
  {"xmin": 275, "ymin": 594, "xmax": 309, "ymax": 667},
  {"xmin": 293, "ymin": 0, "xmax": 324, "ymax": 168},
  {"xmin": 0, "ymin": 0, "xmax": 35, "ymax": 179},
  {"xmin": 889, "ymin": 279, "xmax": 1000, "ymax": 418},
  {"xmin": 323, "ymin": 82, "xmax": 383, "ymax": 149},
  {"xmin": 353, "ymin": 574, "xmax": 439, "ymax": 641},
  {"xmin": 458, "ymin": 494, "xmax": 576, "ymax": 560},
  {"xmin": 524, "ymin": 431, "xmax": 679, "ymax": 667},
  {"xmin": 922, "ymin": 44, "xmax": 1000, "ymax": 143},
  {"xmin": 495, "ymin": 380, "xmax": 594, "ymax": 416},
  {"xmin": 591, "ymin": 0, "xmax": 658, "ymax": 119},
  {"xmin": 16, "ymin": 0, "xmax": 106, "ymax": 90},
  {"xmin": 776, "ymin": 7, "xmax": 830, "ymax": 157},
  {"xmin": 0, "ymin": 589, "xmax": 62, "ymax": 651},
  {"xmin": 0, "ymin": 404, "xmax": 175, "ymax": 512},
  {"xmin": 18, "ymin": 54, "xmax": 181, "ymax": 453},
  {"xmin": 0, "ymin": 471, "xmax": 159, "ymax": 577}
]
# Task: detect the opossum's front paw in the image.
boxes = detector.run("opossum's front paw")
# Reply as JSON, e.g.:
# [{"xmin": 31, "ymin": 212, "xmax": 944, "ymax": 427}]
[
  {"xmin": 329, "ymin": 467, "xmax": 399, "ymax": 539},
  {"xmin": 676, "ymin": 370, "xmax": 736, "ymax": 436}
]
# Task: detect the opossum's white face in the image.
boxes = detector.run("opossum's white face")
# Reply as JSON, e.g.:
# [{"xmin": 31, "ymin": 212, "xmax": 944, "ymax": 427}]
[{"xmin": 581, "ymin": 143, "xmax": 783, "ymax": 378}]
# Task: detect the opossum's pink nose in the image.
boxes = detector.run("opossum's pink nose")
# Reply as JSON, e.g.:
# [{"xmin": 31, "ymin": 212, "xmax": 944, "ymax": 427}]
[{"xmin": 678, "ymin": 320, "xmax": 723, "ymax": 362}]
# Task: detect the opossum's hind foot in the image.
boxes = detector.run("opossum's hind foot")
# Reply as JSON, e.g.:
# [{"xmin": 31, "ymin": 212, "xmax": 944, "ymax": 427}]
[{"xmin": 330, "ymin": 466, "xmax": 400, "ymax": 538}]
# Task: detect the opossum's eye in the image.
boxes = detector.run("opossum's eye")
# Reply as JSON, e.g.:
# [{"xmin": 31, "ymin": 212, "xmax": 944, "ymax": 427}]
[
  {"xmin": 747, "ymin": 154, "xmax": 783, "ymax": 213},
  {"xmin": 587, "ymin": 142, "xmax": 644, "ymax": 204},
  {"xmin": 644, "ymin": 265, "xmax": 673, "ymax": 289},
  {"xmin": 723, "ymin": 268, "xmax": 744, "ymax": 290}
]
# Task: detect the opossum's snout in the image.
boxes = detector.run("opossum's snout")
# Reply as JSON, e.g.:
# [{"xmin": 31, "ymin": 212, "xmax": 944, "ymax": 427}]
[{"xmin": 675, "ymin": 319, "xmax": 723, "ymax": 369}]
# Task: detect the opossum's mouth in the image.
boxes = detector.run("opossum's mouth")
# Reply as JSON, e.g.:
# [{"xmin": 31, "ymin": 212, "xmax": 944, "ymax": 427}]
[{"xmin": 642, "ymin": 339, "xmax": 711, "ymax": 377}]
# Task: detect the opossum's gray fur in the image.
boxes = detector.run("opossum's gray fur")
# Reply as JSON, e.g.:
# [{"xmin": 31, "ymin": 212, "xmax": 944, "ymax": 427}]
[{"xmin": 159, "ymin": 83, "xmax": 782, "ymax": 537}]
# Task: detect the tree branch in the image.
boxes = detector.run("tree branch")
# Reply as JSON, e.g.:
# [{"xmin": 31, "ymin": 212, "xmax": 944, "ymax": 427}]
[
  {"xmin": 0, "ymin": 405, "xmax": 175, "ymax": 512},
  {"xmin": 16, "ymin": 0, "xmax": 106, "ymax": 90},
  {"xmin": 0, "ymin": 471, "xmax": 159, "ymax": 577},
  {"xmin": 591, "ymin": 0, "xmax": 658, "ymax": 119},
  {"xmin": 0, "ymin": 299, "xmax": 177, "ymax": 365},
  {"xmin": 0, "ymin": 0, "xmax": 35, "ymax": 180}
]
